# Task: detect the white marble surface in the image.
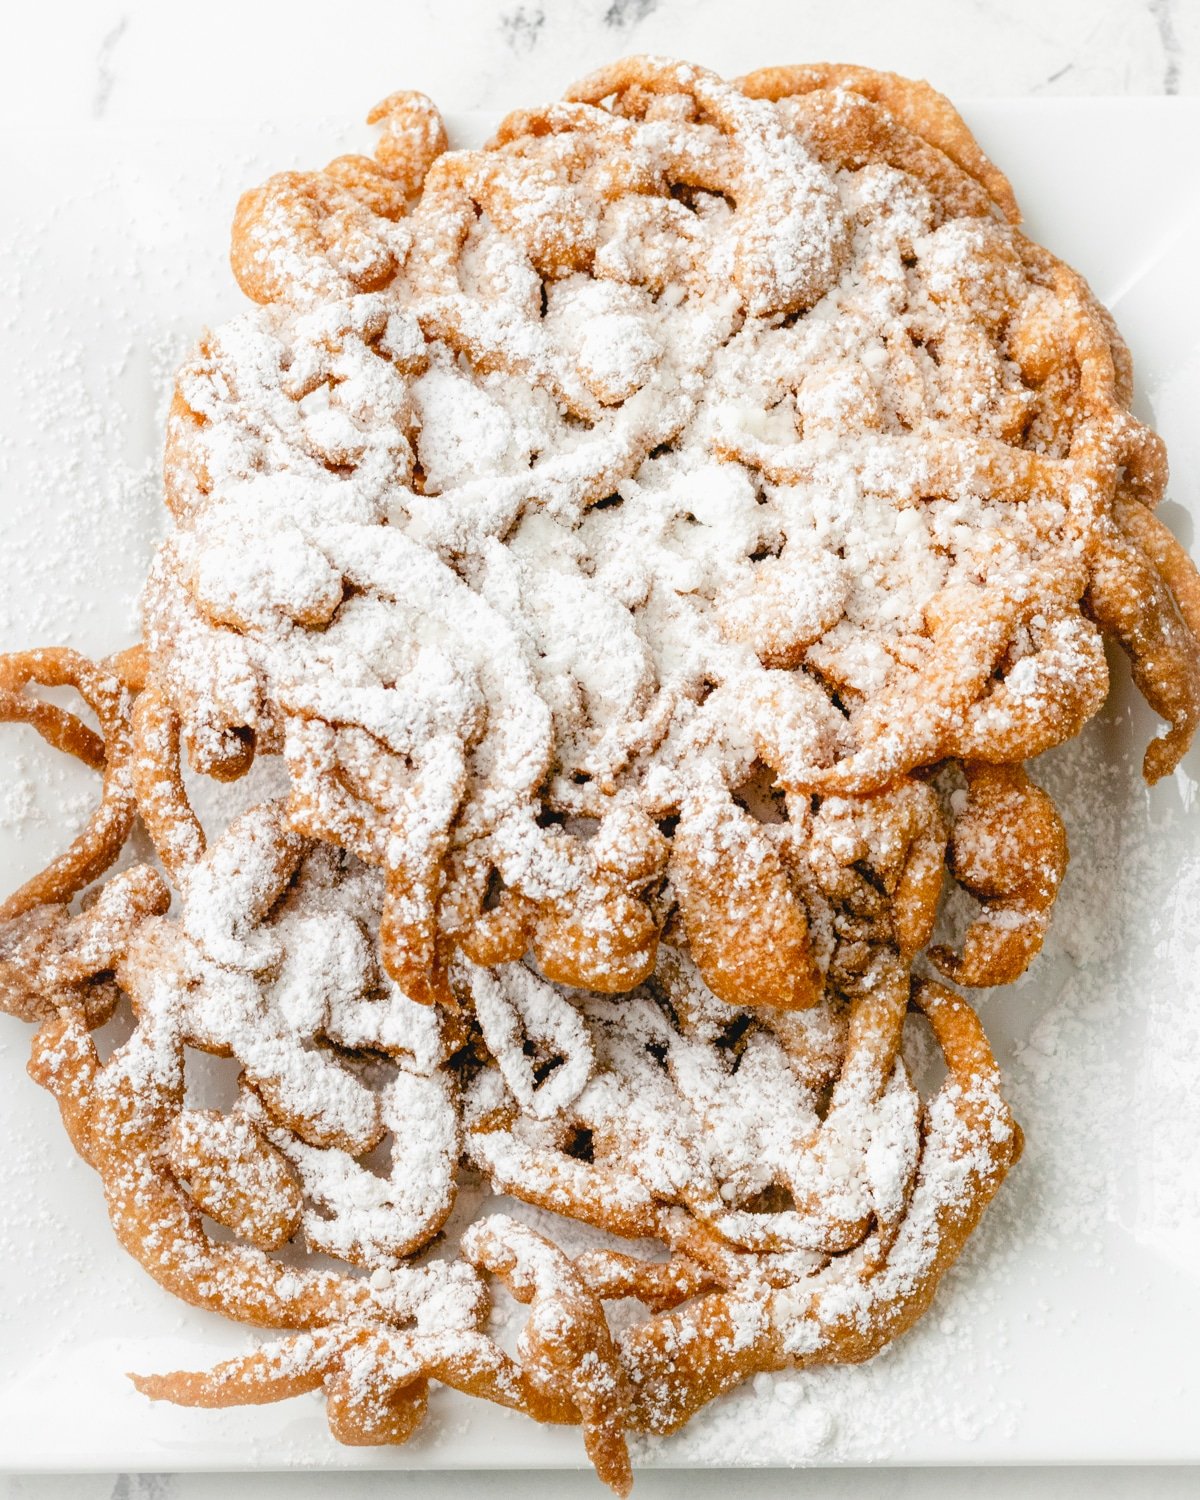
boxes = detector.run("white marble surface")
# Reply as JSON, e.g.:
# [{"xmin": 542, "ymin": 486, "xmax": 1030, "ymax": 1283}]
[
  {"xmin": 4, "ymin": 1, "xmax": 1199, "ymax": 1496},
  {"xmin": 2, "ymin": 0, "xmax": 1199, "ymax": 132}
]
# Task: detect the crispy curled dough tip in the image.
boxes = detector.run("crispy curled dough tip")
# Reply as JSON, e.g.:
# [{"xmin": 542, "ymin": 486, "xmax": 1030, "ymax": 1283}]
[
  {"xmin": 736, "ymin": 62, "xmax": 1020, "ymax": 224},
  {"xmin": 909, "ymin": 977, "xmax": 1025, "ymax": 1167},
  {"xmin": 463, "ymin": 1216, "xmax": 634, "ymax": 1496},
  {"xmin": 0, "ymin": 678, "xmax": 105, "ymax": 771},
  {"xmin": 230, "ymin": 91, "xmax": 445, "ymax": 307},
  {"xmin": 130, "ymin": 1332, "xmax": 341, "ymax": 1407},
  {"xmin": 574, "ymin": 1248, "xmax": 718, "ymax": 1313},
  {"xmin": 230, "ymin": 165, "xmax": 407, "ymax": 305},
  {"xmin": 930, "ymin": 762, "xmax": 1068, "ymax": 988},
  {"xmin": 367, "ymin": 90, "xmax": 449, "ymax": 194},
  {"xmin": 105, "ymin": 643, "xmax": 150, "ymax": 694},
  {"xmin": 324, "ymin": 1345, "xmax": 431, "ymax": 1447},
  {"xmin": 131, "ymin": 684, "xmax": 207, "ymax": 882},
  {"xmin": 1086, "ymin": 518, "xmax": 1200, "ymax": 783},
  {"xmin": 0, "ymin": 649, "xmax": 136, "ymax": 920},
  {"xmin": 1116, "ymin": 497, "xmax": 1200, "ymax": 643}
]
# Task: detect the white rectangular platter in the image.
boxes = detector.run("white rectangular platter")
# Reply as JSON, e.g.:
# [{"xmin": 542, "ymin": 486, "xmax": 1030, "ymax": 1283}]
[{"xmin": 1, "ymin": 99, "xmax": 1199, "ymax": 1471}]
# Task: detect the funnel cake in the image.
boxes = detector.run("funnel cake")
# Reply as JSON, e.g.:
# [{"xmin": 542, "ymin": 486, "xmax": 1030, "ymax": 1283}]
[{"xmin": 1, "ymin": 56, "xmax": 1198, "ymax": 1492}]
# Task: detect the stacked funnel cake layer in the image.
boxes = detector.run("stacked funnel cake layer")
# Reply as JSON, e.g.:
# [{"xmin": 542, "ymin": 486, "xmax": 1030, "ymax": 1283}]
[{"xmin": 3, "ymin": 57, "xmax": 1199, "ymax": 1492}]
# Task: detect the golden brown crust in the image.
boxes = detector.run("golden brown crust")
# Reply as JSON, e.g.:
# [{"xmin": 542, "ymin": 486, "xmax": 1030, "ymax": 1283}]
[
  {"xmin": 930, "ymin": 762, "xmax": 1068, "ymax": 987},
  {"xmin": 737, "ymin": 62, "xmax": 1020, "ymax": 223}
]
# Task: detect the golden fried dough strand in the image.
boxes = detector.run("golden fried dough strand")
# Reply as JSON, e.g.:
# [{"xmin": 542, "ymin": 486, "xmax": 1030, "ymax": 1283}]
[
  {"xmin": 0, "ymin": 865, "xmax": 169, "ymax": 1027},
  {"xmin": 736, "ymin": 63, "xmax": 1019, "ymax": 221},
  {"xmin": 130, "ymin": 683, "xmax": 207, "ymax": 880},
  {"xmin": 133, "ymin": 1217, "xmax": 633, "ymax": 1495},
  {"xmin": 930, "ymin": 763, "xmax": 1068, "ymax": 987},
  {"xmin": 1086, "ymin": 519, "xmax": 1200, "ymax": 782},
  {"xmin": 1116, "ymin": 497, "xmax": 1200, "ymax": 643},
  {"xmin": 231, "ymin": 92, "xmax": 446, "ymax": 306},
  {"xmin": 0, "ymin": 649, "xmax": 136, "ymax": 920}
]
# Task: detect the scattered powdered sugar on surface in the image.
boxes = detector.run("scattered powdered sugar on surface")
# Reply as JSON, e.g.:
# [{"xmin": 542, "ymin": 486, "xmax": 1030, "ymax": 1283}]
[{"xmin": 1, "ymin": 96, "xmax": 1200, "ymax": 1471}]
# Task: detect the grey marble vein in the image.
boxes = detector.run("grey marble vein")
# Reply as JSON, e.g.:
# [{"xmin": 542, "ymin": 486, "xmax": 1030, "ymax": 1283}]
[
  {"xmin": 92, "ymin": 15, "xmax": 128, "ymax": 118},
  {"xmin": 1149, "ymin": 0, "xmax": 1183, "ymax": 93},
  {"xmin": 604, "ymin": 0, "xmax": 660, "ymax": 29},
  {"xmin": 501, "ymin": 3, "xmax": 546, "ymax": 53}
]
